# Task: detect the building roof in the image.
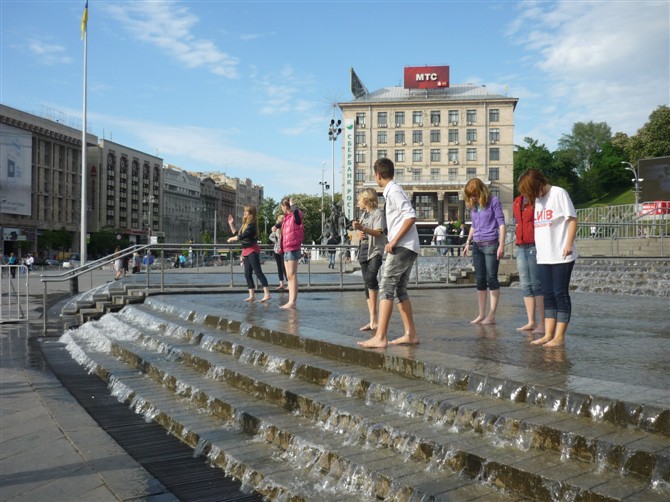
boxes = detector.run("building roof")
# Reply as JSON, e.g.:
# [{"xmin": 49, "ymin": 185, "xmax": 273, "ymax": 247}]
[{"xmin": 339, "ymin": 84, "xmax": 517, "ymax": 107}]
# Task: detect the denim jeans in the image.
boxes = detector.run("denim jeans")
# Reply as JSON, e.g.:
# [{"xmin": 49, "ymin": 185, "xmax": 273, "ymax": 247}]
[
  {"xmin": 472, "ymin": 242, "xmax": 500, "ymax": 291},
  {"xmin": 360, "ymin": 254, "xmax": 383, "ymax": 298},
  {"xmin": 243, "ymin": 252, "xmax": 269, "ymax": 289},
  {"xmin": 516, "ymin": 244, "xmax": 542, "ymax": 297},
  {"xmin": 379, "ymin": 246, "xmax": 417, "ymax": 302},
  {"xmin": 539, "ymin": 261, "xmax": 575, "ymax": 323}
]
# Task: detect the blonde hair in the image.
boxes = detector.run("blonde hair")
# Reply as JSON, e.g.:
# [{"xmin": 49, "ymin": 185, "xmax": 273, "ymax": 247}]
[
  {"xmin": 358, "ymin": 188, "xmax": 379, "ymax": 209},
  {"xmin": 239, "ymin": 205, "xmax": 258, "ymax": 238},
  {"xmin": 464, "ymin": 178, "xmax": 492, "ymax": 210}
]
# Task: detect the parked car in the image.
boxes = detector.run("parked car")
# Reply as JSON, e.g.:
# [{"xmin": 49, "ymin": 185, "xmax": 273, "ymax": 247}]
[{"xmin": 45, "ymin": 258, "xmax": 61, "ymax": 266}]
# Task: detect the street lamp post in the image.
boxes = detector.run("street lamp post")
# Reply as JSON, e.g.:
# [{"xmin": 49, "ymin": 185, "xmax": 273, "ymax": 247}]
[
  {"xmin": 319, "ymin": 161, "xmax": 330, "ymax": 240},
  {"xmin": 328, "ymin": 119, "xmax": 342, "ymax": 202},
  {"xmin": 143, "ymin": 195, "xmax": 156, "ymax": 245},
  {"xmin": 621, "ymin": 161, "xmax": 644, "ymax": 236},
  {"xmin": 621, "ymin": 161, "xmax": 644, "ymax": 211}
]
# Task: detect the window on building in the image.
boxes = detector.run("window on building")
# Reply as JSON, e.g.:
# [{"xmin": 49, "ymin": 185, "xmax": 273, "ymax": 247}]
[
  {"xmin": 430, "ymin": 111, "xmax": 441, "ymax": 125},
  {"xmin": 377, "ymin": 149, "xmax": 387, "ymax": 159},
  {"xmin": 430, "ymin": 168, "xmax": 440, "ymax": 180},
  {"xmin": 466, "ymin": 167, "xmax": 477, "ymax": 179},
  {"xmin": 466, "ymin": 109, "xmax": 477, "ymax": 124},
  {"xmin": 356, "ymin": 131, "xmax": 366, "ymax": 145},
  {"xmin": 414, "ymin": 194, "xmax": 434, "ymax": 219},
  {"xmin": 448, "ymin": 149, "xmax": 459, "ymax": 163},
  {"xmin": 466, "ymin": 129, "xmax": 477, "ymax": 143},
  {"xmin": 412, "ymin": 111, "xmax": 423, "ymax": 125},
  {"xmin": 448, "ymin": 168, "xmax": 458, "ymax": 180},
  {"xmin": 430, "ymin": 129, "xmax": 441, "ymax": 143},
  {"xmin": 356, "ymin": 113, "xmax": 366, "ymax": 126},
  {"xmin": 412, "ymin": 149, "xmax": 423, "ymax": 162},
  {"xmin": 489, "ymin": 147, "xmax": 500, "ymax": 161},
  {"xmin": 378, "ymin": 131, "xmax": 387, "ymax": 144},
  {"xmin": 395, "ymin": 111, "xmax": 405, "ymax": 126},
  {"xmin": 489, "ymin": 167, "xmax": 499, "ymax": 181},
  {"xmin": 489, "ymin": 109, "xmax": 499, "ymax": 122},
  {"xmin": 395, "ymin": 131, "xmax": 405, "ymax": 144},
  {"xmin": 412, "ymin": 168, "xmax": 422, "ymax": 181},
  {"xmin": 489, "ymin": 128, "xmax": 500, "ymax": 142},
  {"xmin": 395, "ymin": 149, "xmax": 405, "ymax": 163},
  {"xmin": 395, "ymin": 168, "xmax": 404, "ymax": 180},
  {"xmin": 448, "ymin": 129, "xmax": 459, "ymax": 143},
  {"xmin": 377, "ymin": 112, "xmax": 388, "ymax": 127},
  {"xmin": 430, "ymin": 149, "xmax": 441, "ymax": 162},
  {"xmin": 412, "ymin": 130, "xmax": 423, "ymax": 144},
  {"xmin": 490, "ymin": 185, "xmax": 500, "ymax": 198},
  {"xmin": 448, "ymin": 110, "xmax": 459, "ymax": 124},
  {"xmin": 355, "ymin": 170, "xmax": 366, "ymax": 182},
  {"xmin": 466, "ymin": 148, "xmax": 477, "ymax": 161},
  {"xmin": 355, "ymin": 151, "xmax": 366, "ymax": 163}
]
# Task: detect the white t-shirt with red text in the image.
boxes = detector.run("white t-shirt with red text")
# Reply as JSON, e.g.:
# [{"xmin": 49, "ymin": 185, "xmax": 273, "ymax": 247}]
[{"xmin": 534, "ymin": 186, "xmax": 578, "ymax": 264}]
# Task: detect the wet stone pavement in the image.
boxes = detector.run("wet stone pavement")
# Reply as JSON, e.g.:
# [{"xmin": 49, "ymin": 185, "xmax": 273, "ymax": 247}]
[{"xmin": 190, "ymin": 287, "xmax": 670, "ymax": 390}]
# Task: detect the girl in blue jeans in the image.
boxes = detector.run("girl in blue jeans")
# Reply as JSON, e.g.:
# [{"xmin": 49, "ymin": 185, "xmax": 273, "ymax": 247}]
[
  {"xmin": 518, "ymin": 168, "xmax": 578, "ymax": 347},
  {"xmin": 462, "ymin": 178, "xmax": 506, "ymax": 324}
]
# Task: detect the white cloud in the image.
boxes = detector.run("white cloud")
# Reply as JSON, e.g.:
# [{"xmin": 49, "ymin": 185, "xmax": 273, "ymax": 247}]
[
  {"xmin": 102, "ymin": 0, "xmax": 239, "ymax": 78},
  {"xmin": 509, "ymin": 0, "xmax": 669, "ymax": 147},
  {"xmin": 26, "ymin": 39, "xmax": 72, "ymax": 65},
  {"xmin": 91, "ymin": 113, "xmax": 320, "ymax": 199}
]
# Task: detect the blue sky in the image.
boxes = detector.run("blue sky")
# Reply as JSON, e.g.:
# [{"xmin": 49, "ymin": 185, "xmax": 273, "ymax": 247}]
[{"xmin": 1, "ymin": 0, "xmax": 668, "ymax": 201}]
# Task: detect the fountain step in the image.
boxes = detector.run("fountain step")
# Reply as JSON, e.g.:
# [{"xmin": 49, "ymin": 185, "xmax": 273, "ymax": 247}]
[
  {"xmin": 140, "ymin": 296, "xmax": 670, "ymax": 438},
  {"xmin": 62, "ymin": 309, "xmax": 669, "ymax": 501},
  {"xmin": 110, "ymin": 307, "xmax": 670, "ymax": 487},
  {"xmin": 62, "ymin": 325, "xmax": 515, "ymax": 502}
]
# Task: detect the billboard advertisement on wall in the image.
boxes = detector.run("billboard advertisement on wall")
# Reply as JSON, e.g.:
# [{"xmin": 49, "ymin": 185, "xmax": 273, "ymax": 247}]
[
  {"xmin": 638, "ymin": 156, "xmax": 670, "ymax": 202},
  {"xmin": 0, "ymin": 123, "xmax": 32, "ymax": 216},
  {"xmin": 404, "ymin": 66, "xmax": 450, "ymax": 89}
]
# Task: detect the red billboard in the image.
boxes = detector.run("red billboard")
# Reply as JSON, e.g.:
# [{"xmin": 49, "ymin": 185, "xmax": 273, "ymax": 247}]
[{"xmin": 404, "ymin": 66, "xmax": 450, "ymax": 89}]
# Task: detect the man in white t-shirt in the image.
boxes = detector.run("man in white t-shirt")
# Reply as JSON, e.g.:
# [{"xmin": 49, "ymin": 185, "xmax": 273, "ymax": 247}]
[
  {"xmin": 432, "ymin": 224, "xmax": 447, "ymax": 255},
  {"xmin": 359, "ymin": 158, "xmax": 420, "ymax": 349}
]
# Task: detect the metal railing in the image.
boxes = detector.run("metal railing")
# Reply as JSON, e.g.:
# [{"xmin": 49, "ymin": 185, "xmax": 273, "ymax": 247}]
[
  {"xmin": 1, "ymin": 265, "xmax": 29, "ymax": 323},
  {"xmin": 39, "ymin": 220, "xmax": 668, "ymax": 331}
]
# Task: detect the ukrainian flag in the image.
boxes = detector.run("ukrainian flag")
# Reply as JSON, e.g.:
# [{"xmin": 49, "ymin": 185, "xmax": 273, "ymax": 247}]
[{"xmin": 81, "ymin": 1, "xmax": 88, "ymax": 39}]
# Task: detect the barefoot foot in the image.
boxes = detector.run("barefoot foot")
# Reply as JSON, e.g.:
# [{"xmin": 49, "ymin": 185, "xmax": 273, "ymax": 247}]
[
  {"xmin": 480, "ymin": 316, "xmax": 496, "ymax": 325},
  {"xmin": 388, "ymin": 333, "xmax": 420, "ymax": 345},
  {"xmin": 259, "ymin": 296, "xmax": 271, "ymax": 303},
  {"xmin": 279, "ymin": 302, "xmax": 296, "ymax": 310},
  {"xmin": 359, "ymin": 323, "xmax": 376, "ymax": 332},
  {"xmin": 243, "ymin": 296, "xmax": 255, "ymax": 302},
  {"xmin": 516, "ymin": 323, "xmax": 535, "ymax": 332},
  {"xmin": 531, "ymin": 333, "xmax": 554, "ymax": 345},
  {"xmin": 470, "ymin": 316, "xmax": 485, "ymax": 324},
  {"xmin": 357, "ymin": 336, "xmax": 388, "ymax": 349}
]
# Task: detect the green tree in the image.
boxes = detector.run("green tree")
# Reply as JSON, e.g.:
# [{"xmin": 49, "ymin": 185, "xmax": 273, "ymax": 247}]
[
  {"xmin": 557, "ymin": 121, "xmax": 612, "ymax": 174},
  {"xmin": 625, "ymin": 105, "xmax": 670, "ymax": 163},
  {"xmin": 276, "ymin": 193, "xmax": 336, "ymax": 244},
  {"xmin": 258, "ymin": 197, "xmax": 279, "ymax": 243},
  {"xmin": 580, "ymin": 141, "xmax": 628, "ymax": 201},
  {"xmin": 513, "ymin": 138, "xmax": 555, "ymax": 194}
]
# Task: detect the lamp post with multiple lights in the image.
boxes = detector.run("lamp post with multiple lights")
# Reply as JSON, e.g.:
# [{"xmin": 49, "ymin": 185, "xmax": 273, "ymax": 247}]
[
  {"xmin": 621, "ymin": 161, "xmax": 644, "ymax": 236},
  {"xmin": 621, "ymin": 161, "xmax": 643, "ymax": 212},
  {"xmin": 328, "ymin": 119, "xmax": 342, "ymax": 202}
]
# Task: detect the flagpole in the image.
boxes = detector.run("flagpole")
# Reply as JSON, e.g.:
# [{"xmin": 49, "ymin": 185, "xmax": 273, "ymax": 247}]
[{"xmin": 80, "ymin": 4, "xmax": 88, "ymax": 266}]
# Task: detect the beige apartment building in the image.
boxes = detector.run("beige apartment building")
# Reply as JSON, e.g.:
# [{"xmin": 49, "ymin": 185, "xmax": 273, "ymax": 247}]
[{"xmin": 338, "ymin": 67, "xmax": 518, "ymax": 242}]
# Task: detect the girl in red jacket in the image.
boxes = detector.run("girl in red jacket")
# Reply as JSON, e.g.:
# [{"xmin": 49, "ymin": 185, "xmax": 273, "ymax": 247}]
[{"xmin": 275, "ymin": 198, "xmax": 304, "ymax": 309}]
